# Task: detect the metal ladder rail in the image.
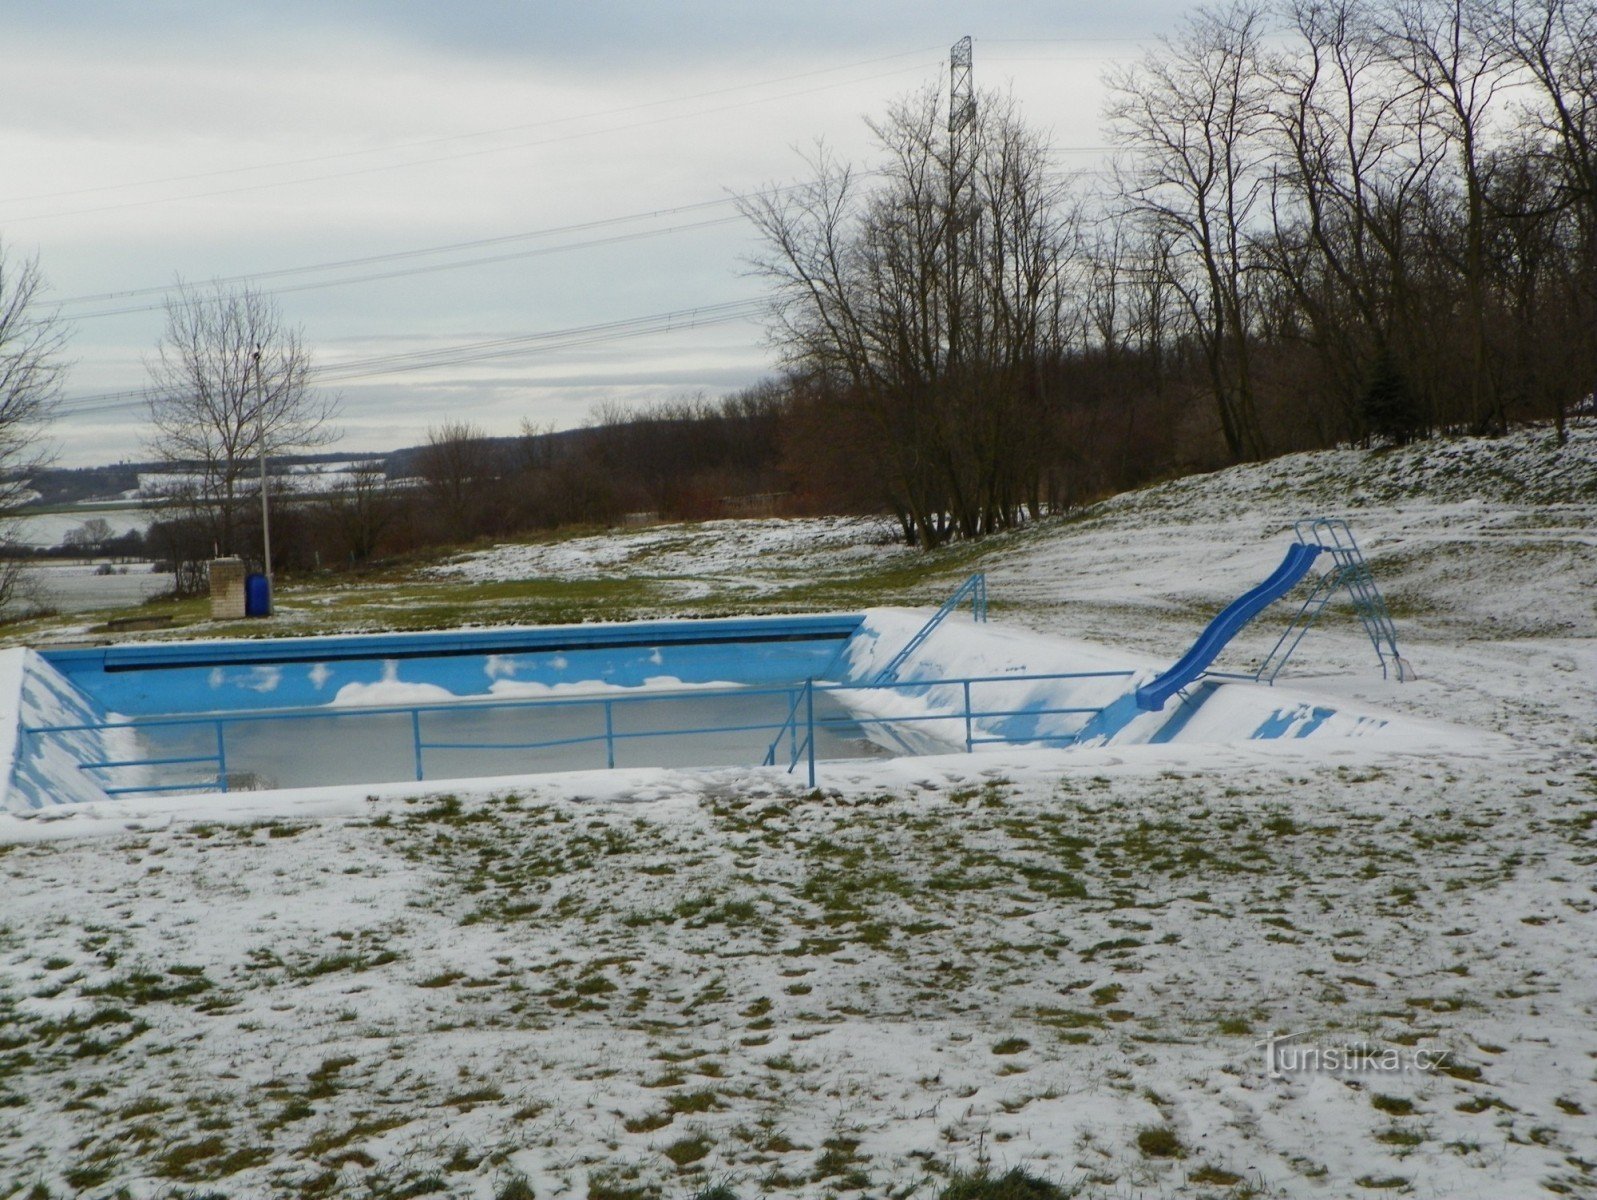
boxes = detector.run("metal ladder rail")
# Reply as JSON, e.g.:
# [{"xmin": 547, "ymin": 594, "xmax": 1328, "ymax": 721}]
[
  {"xmin": 1290, "ymin": 518, "xmax": 1411, "ymax": 681},
  {"xmin": 872, "ymin": 573, "xmax": 987, "ymax": 686},
  {"xmin": 760, "ymin": 685, "xmax": 809, "ymax": 769},
  {"xmin": 1300, "ymin": 517, "xmax": 1407, "ymax": 679},
  {"xmin": 1337, "ymin": 556, "xmax": 1408, "ymax": 679},
  {"xmin": 1255, "ymin": 561, "xmax": 1346, "ymax": 684}
]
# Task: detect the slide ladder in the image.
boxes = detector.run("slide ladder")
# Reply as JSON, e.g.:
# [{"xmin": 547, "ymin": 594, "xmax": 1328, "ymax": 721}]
[
  {"xmin": 1135, "ymin": 544, "xmax": 1323, "ymax": 711},
  {"xmin": 872, "ymin": 573, "xmax": 987, "ymax": 686},
  {"xmin": 1256, "ymin": 518, "xmax": 1414, "ymax": 683}
]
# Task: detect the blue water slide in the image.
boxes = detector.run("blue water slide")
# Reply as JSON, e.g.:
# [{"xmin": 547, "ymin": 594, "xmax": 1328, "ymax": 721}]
[{"xmin": 1135, "ymin": 543, "xmax": 1323, "ymax": 712}]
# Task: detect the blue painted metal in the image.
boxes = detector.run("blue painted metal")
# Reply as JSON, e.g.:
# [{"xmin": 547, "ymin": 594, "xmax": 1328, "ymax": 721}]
[
  {"xmin": 761, "ymin": 687, "xmax": 809, "ymax": 768},
  {"xmin": 32, "ymin": 660, "xmax": 1350, "ymax": 800},
  {"xmin": 1257, "ymin": 518, "xmax": 1413, "ymax": 683},
  {"xmin": 764, "ymin": 682, "xmax": 816, "ymax": 782},
  {"xmin": 804, "ymin": 680, "xmax": 816, "ymax": 788},
  {"xmin": 40, "ymin": 614, "xmax": 865, "ymax": 717},
  {"xmin": 871, "ymin": 574, "xmax": 987, "ymax": 686},
  {"xmin": 765, "ymin": 670, "xmax": 1137, "ymax": 776},
  {"xmin": 215, "ymin": 722, "xmax": 229, "ymax": 793},
  {"xmin": 72, "ymin": 669, "xmax": 1115, "ymax": 796},
  {"xmin": 1134, "ymin": 543, "xmax": 1323, "ymax": 712}
]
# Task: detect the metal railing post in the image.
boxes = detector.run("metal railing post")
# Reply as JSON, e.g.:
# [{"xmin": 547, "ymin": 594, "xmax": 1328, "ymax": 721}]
[
  {"xmin": 805, "ymin": 679, "xmax": 816, "ymax": 788},
  {"xmin": 789, "ymin": 687, "xmax": 798, "ymax": 765},
  {"xmin": 963, "ymin": 680, "xmax": 973, "ymax": 752},
  {"xmin": 604, "ymin": 700, "xmax": 615, "ymax": 769},
  {"xmin": 215, "ymin": 721, "xmax": 229, "ymax": 793},
  {"xmin": 412, "ymin": 710, "xmax": 424, "ymax": 781}
]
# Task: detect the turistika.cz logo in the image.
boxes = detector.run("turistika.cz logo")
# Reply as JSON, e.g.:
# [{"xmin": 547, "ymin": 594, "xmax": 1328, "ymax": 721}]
[{"xmin": 1258, "ymin": 1030, "xmax": 1449, "ymax": 1080}]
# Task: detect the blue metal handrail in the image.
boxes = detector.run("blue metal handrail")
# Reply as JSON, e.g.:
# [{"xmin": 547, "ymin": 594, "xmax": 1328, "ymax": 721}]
[
  {"xmin": 760, "ymin": 683, "xmax": 811, "ymax": 770},
  {"xmin": 32, "ymin": 667, "xmax": 1138, "ymax": 799},
  {"xmin": 872, "ymin": 573, "xmax": 988, "ymax": 685},
  {"xmin": 1254, "ymin": 517, "xmax": 1413, "ymax": 683}
]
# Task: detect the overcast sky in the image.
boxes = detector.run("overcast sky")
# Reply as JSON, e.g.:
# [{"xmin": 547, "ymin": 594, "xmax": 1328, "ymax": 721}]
[{"xmin": 2, "ymin": 1, "xmax": 1197, "ymax": 466}]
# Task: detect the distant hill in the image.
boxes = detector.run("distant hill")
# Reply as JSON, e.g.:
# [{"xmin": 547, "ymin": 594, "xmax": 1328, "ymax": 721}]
[
  {"xmin": 20, "ymin": 451, "xmax": 397, "ymax": 508},
  {"xmin": 21, "ymin": 421, "xmax": 657, "ymax": 507}
]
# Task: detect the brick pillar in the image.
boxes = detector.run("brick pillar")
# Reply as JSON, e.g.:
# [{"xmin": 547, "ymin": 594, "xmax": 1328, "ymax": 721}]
[{"xmin": 209, "ymin": 558, "xmax": 247, "ymax": 620}]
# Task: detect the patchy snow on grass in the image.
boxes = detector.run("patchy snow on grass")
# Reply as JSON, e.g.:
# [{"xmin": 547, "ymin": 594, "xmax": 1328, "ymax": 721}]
[
  {"xmin": 430, "ymin": 516, "xmax": 913, "ymax": 598},
  {"xmin": 1, "ymin": 424, "xmax": 1594, "ymax": 1199}
]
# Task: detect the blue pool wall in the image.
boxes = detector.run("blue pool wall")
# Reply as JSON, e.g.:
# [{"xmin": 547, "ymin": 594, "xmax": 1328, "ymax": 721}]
[
  {"xmin": 2, "ymin": 650, "xmax": 125, "ymax": 810},
  {"xmin": 41, "ymin": 614, "xmax": 865, "ymax": 716}
]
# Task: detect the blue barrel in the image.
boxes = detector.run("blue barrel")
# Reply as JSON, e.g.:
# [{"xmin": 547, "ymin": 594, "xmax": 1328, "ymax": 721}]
[{"xmin": 245, "ymin": 573, "xmax": 272, "ymax": 617}]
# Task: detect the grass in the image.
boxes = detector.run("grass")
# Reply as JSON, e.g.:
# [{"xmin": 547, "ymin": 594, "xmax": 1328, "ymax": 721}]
[
  {"xmin": 663, "ymin": 1136, "xmax": 712, "ymax": 1167},
  {"xmin": 940, "ymin": 1168, "xmax": 1078, "ymax": 1199},
  {"xmin": 1372, "ymin": 1094, "xmax": 1417, "ymax": 1116},
  {"xmin": 0, "ymin": 701, "xmax": 1583, "ymax": 1195},
  {"xmin": 1135, "ymin": 1125, "xmax": 1186, "ymax": 1159},
  {"xmin": 1188, "ymin": 1164, "xmax": 1244, "ymax": 1185},
  {"xmin": 1, "ymin": 513, "xmax": 954, "ymax": 647}
]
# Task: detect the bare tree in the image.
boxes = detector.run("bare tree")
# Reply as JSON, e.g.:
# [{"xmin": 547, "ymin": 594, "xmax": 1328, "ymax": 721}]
[
  {"xmin": 1263, "ymin": 0, "xmax": 1446, "ymax": 438},
  {"xmin": 1381, "ymin": 0, "xmax": 1513, "ymax": 431},
  {"xmin": 1487, "ymin": 0, "xmax": 1597, "ymax": 441},
  {"xmin": 144, "ymin": 283, "xmax": 337, "ymax": 563},
  {"xmin": 417, "ymin": 419, "xmax": 497, "ymax": 541},
  {"xmin": 0, "ymin": 246, "xmax": 67, "ymax": 617},
  {"xmin": 1107, "ymin": 1, "xmax": 1277, "ymax": 461},
  {"xmin": 742, "ymin": 84, "xmax": 1076, "ymax": 545},
  {"xmin": 323, "ymin": 460, "xmax": 395, "ymax": 564},
  {"xmin": 64, "ymin": 517, "xmax": 114, "ymax": 553}
]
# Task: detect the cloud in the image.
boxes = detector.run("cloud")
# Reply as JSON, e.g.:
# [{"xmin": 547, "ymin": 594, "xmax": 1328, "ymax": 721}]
[{"xmin": 12, "ymin": 2, "xmax": 1179, "ymax": 465}]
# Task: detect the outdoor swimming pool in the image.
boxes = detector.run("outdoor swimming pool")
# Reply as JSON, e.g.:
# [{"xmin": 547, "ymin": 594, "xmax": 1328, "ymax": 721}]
[{"xmin": 1, "ymin": 599, "xmax": 1416, "ymax": 812}]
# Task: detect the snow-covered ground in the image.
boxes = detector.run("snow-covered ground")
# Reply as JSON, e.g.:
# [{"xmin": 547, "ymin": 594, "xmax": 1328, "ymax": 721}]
[
  {"xmin": 136, "ymin": 460, "xmax": 388, "ymax": 499},
  {"xmin": 1, "ymin": 425, "xmax": 1594, "ymax": 1199},
  {"xmin": 6, "ymin": 508, "xmax": 153, "ymax": 549},
  {"xmin": 428, "ymin": 514, "xmax": 914, "ymax": 603},
  {"xmin": 13, "ymin": 561, "xmax": 171, "ymax": 615}
]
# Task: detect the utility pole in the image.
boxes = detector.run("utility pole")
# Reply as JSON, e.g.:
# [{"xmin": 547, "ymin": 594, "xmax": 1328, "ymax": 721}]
[
  {"xmin": 946, "ymin": 35, "xmax": 975, "ymax": 369},
  {"xmin": 253, "ymin": 345, "xmax": 273, "ymax": 587}
]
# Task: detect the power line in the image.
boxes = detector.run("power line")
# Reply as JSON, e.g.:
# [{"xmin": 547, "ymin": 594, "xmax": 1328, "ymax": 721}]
[
  {"xmin": 48, "ymin": 143, "xmax": 1103, "ymax": 320},
  {"xmin": 54, "ymin": 299, "xmax": 770, "ymax": 417},
  {"xmin": 48, "ymin": 172, "xmax": 889, "ymax": 315},
  {"xmin": 60, "ymin": 215, "xmax": 751, "ymax": 320},
  {"xmin": 54, "ymin": 197, "xmax": 759, "ymax": 306}
]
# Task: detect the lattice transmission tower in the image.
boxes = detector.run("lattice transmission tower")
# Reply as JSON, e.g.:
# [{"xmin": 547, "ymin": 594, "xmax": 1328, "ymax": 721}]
[{"xmin": 946, "ymin": 36, "xmax": 976, "ymax": 367}]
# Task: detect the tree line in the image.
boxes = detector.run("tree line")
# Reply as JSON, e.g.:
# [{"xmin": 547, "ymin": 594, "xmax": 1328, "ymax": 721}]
[
  {"xmin": 2, "ymin": 0, "xmax": 1592, "ymax": 609},
  {"xmin": 744, "ymin": 0, "xmax": 1596, "ymax": 544}
]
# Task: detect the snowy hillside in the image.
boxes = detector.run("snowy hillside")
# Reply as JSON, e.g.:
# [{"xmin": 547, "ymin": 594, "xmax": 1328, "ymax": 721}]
[{"xmin": 0, "ymin": 425, "xmax": 1593, "ymax": 1200}]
